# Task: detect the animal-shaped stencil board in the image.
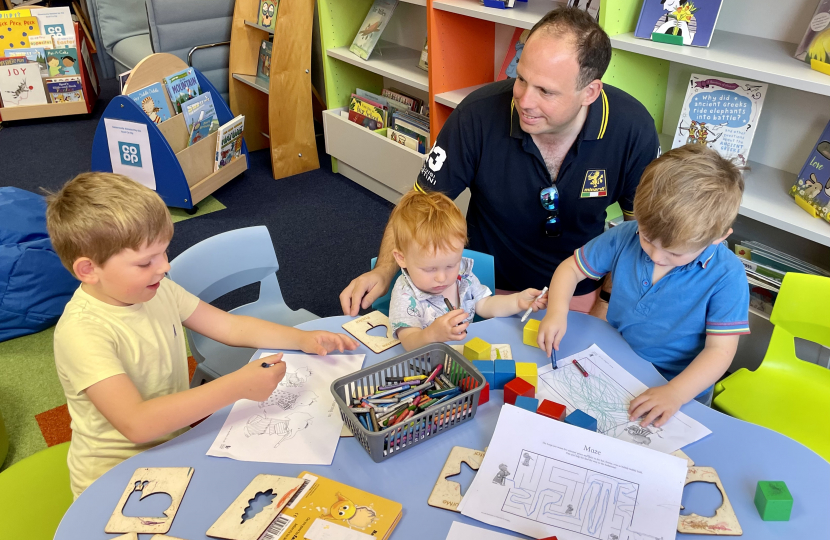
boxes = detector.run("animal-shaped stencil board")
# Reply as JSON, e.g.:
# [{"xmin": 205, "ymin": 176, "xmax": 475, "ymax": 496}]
[
  {"xmin": 207, "ymin": 474, "xmax": 304, "ymax": 540},
  {"xmin": 678, "ymin": 466, "xmax": 742, "ymax": 536},
  {"xmin": 428, "ymin": 446, "xmax": 486, "ymax": 512},
  {"xmin": 105, "ymin": 467, "xmax": 194, "ymax": 534},
  {"xmin": 342, "ymin": 311, "xmax": 400, "ymax": 353}
]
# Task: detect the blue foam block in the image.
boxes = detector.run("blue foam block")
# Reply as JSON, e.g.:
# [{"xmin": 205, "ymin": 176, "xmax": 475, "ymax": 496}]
[
  {"xmin": 473, "ymin": 360, "xmax": 495, "ymax": 388},
  {"xmin": 514, "ymin": 396, "xmax": 539, "ymax": 413},
  {"xmin": 565, "ymin": 409, "xmax": 597, "ymax": 432},
  {"xmin": 494, "ymin": 360, "xmax": 516, "ymax": 390}
]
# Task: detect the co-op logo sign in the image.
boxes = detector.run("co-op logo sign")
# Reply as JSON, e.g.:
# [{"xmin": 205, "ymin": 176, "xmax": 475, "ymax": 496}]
[{"xmin": 119, "ymin": 142, "xmax": 142, "ymax": 167}]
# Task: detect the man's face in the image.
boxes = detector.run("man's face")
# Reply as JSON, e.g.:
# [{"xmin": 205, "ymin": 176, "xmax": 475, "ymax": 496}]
[{"xmin": 512, "ymin": 32, "xmax": 591, "ymax": 136}]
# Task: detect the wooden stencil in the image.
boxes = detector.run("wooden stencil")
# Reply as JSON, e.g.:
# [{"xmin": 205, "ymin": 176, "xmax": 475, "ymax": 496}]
[
  {"xmin": 207, "ymin": 475, "xmax": 305, "ymax": 540},
  {"xmin": 106, "ymin": 467, "xmax": 194, "ymax": 534},
  {"xmin": 150, "ymin": 536, "xmax": 187, "ymax": 540},
  {"xmin": 671, "ymin": 449, "xmax": 695, "ymax": 467},
  {"xmin": 428, "ymin": 446, "xmax": 486, "ymax": 512},
  {"xmin": 111, "ymin": 534, "xmax": 138, "ymax": 540},
  {"xmin": 342, "ymin": 311, "xmax": 400, "ymax": 353},
  {"xmin": 678, "ymin": 466, "xmax": 742, "ymax": 536}
]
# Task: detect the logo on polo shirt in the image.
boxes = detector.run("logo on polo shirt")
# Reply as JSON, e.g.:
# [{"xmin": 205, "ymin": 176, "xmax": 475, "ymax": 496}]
[{"xmin": 581, "ymin": 169, "xmax": 607, "ymax": 198}]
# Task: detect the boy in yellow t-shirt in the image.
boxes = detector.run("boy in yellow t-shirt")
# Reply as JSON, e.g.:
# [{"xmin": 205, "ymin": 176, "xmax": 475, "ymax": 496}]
[{"xmin": 47, "ymin": 173, "xmax": 358, "ymax": 498}]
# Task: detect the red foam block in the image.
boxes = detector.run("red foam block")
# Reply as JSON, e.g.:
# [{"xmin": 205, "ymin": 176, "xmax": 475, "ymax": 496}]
[
  {"xmin": 504, "ymin": 377, "xmax": 534, "ymax": 405},
  {"xmin": 478, "ymin": 382, "xmax": 490, "ymax": 406},
  {"xmin": 537, "ymin": 399, "xmax": 567, "ymax": 421}
]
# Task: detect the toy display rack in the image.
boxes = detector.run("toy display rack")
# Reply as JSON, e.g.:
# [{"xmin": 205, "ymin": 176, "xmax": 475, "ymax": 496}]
[
  {"xmin": 90, "ymin": 53, "xmax": 248, "ymax": 211},
  {"xmin": 0, "ymin": 20, "xmax": 100, "ymax": 122}
]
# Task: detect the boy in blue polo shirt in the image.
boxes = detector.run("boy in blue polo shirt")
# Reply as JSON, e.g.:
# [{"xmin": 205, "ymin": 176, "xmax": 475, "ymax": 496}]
[{"xmin": 538, "ymin": 144, "xmax": 749, "ymax": 428}]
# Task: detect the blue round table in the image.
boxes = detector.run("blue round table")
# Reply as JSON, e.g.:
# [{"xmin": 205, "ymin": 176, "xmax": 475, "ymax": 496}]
[{"xmin": 56, "ymin": 313, "xmax": 829, "ymax": 540}]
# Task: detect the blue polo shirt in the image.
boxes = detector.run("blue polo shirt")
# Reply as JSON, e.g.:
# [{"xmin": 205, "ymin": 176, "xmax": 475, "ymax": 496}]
[{"xmin": 574, "ymin": 221, "xmax": 749, "ymax": 386}]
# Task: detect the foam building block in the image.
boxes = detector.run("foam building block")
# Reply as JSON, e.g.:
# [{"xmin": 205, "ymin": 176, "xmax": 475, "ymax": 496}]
[
  {"xmin": 472, "ymin": 360, "xmax": 495, "ymax": 388},
  {"xmin": 494, "ymin": 360, "xmax": 516, "ymax": 389},
  {"xmin": 478, "ymin": 382, "xmax": 490, "ymax": 406},
  {"xmin": 537, "ymin": 399, "xmax": 567, "ymax": 421},
  {"xmin": 523, "ymin": 319, "xmax": 540, "ymax": 348},
  {"xmin": 464, "ymin": 337, "xmax": 491, "ymax": 361},
  {"xmin": 514, "ymin": 395, "xmax": 538, "ymax": 412},
  {"xmin": 565, "ymin": 409, "xmax": 597, "ymax": 431},
  {"xmin": 754, "ymin": 481, "xmax": 793, "ymax": 521},
  {"xmin": 516, "ymin": 362, "xmax": 538, "ymax": 389},
  {"xmin": 504, "ymin": 377, "xmax": 534, "ymax": 405}
]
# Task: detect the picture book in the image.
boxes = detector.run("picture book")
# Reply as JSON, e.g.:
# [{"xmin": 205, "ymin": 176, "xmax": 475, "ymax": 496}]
[
  {"xmin": 634, "ymin": 0, "xmax": 724, "ymax": 47},
  {"xmin": 382, "ymin": 87, "xmax": 422, "ymax": 112},
  {"xmin": 259, "ymin": 472, "xmax": 401, "ymax": 540},
  {"xmin": 4, "ymin": 47, "xmax": 47, "ymax": 76},
  {"xmin": 45, "ymin": 48, "xmax": 78, "ymax": 77},
  {"xmin": 388, "ymin": 127, "xmax": 420, "ymax": 153},
  {"xmin": 0, "ymin": 9, "xmax": 30, "ymax": 19},
  {"xmin": 0, "ymin": 56, "xmax": 27, "ymax": 67},
  {"xmin": 0, "ymin": 16, "xmax": 40, "ymax": 50},
  {"xmin": 418, "ymin": 37, "xmax": 428, "ymax": 72},
  {"xmin": 349, "ymin": 93, "xmax": 387, "ymax": 128},
  {"xmin": 568, "ymin": 0, "xmax": 599, "ymax": 21},
  {"xmin": 33, "ymin": 7, "xmax": 73, "ymax": 41},
  {"xmin": 163, "ymin": 67, "xmax": 201, "ymax": 114},
  {"xmin": 348, "ymin": 110, "xmax": 382, "ymax": 130},
  {"xmin": 356, "ymin": 88, "xmax": 388, "ymax": 108},
  {"xmin": 0, "ymin": 62, "xmax": 48, "ymax": 107},
  {"xmin": 796, "ymin": 0, "xmax": 830, "ymax": 64},
  {"xmin": 46, "ymin": 75, "xmax": 84, "ymax": 103},
  {"xmin": 182, "ymin": 91, "xmax": 219, "ymax": 146},
  {"xmin": 257, "ymin": 0, "xmax": 279, "ymax": 31},
  {"xmin": 349, "ymin": 0, "xmax": 398, "ymax": 60},
  {"xmin": 118, "ymin": 68, "xmax": 132, "ymax": 94},
  {"xmin": 27, "ymin": 34, "xmax": 55, "ymax": 49},
  {"xmin": 790, "ymin": 119, "xmax": 830, "ymax": 223},
  {"xmin": 256, "ymin": 39, "xmax": 272, "ymax": 86},
  {"xmin": 215, "ymin": 115, "xmax": 245, "ymax": 171},
  {"xmin": 671, "ymin": 73, "xmax": 767, "ymax": 165},
  {"xmin": 497, "ymin": 28, "xmax": 529, "ymax": 81},
  {"xmin": 127, "ymin": 82, "xmax": 172, "ymax": 124},
  {"xmin": 52, "ymin": 35, "xmax": 76, "ymax": 49}
]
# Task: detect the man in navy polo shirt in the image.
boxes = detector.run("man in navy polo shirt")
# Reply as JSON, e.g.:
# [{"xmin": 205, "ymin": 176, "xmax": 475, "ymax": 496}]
[{"xmin": 340, "ymin": 7, "xmax": 659, "ymax": 317}]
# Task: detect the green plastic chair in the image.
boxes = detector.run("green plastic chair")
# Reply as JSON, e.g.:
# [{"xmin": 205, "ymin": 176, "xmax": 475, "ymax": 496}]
[
  {"xmin": 0, "ymin": 441, "xmax": 73, "ymax": 539},
  {"xmin": 714, "ymin": 273, "xmax": 830, "ymax": 461}
]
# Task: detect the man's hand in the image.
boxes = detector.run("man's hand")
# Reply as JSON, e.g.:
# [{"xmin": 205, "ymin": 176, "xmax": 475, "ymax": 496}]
[
  {"xmin": 537, "ymin": 310, "xmax": 567, "ymax": 357},
  {"xmin": 299, "ymin": 331, "xmax": 359, "ymax": 356},
  {"xmin": 235, "ymin": 353, "xmax": 286, "ymax": 401},
  {"xmin": 426, "ymin": 309, "xmax": 469, "ymax": 343},
  {"xmin": 340, "ymin": 269, "xmax": 392, "ymax": 316},
  {"xmin": 517, "ymin": 288, "xmax": 548, "ymax": 312},
  {"xmin": 628, "ymin": 384, "xmax": 684, "ymax": 428}
]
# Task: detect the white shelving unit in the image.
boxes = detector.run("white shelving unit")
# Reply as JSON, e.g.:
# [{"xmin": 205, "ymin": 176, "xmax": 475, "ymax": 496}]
[
  {"xmin": 434, "ymin": 83, "xmax": 488, "ymax": 108},
  {"xmin": 326, "ymin": 42, "xmax": 429, "ymax": 92},
  {"xmin": 433, "ymin": 0, "xmax": 556, "ymax": 30}
]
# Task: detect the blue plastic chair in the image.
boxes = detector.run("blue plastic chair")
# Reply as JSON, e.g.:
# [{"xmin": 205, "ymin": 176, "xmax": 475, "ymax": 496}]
[
  {"xmin": 168, "ymin": 226, "xmax": 318, "ymax": 386},
  {"xmin": 370, "ymin": 249, "xmax": 496, "ymax": 320}
]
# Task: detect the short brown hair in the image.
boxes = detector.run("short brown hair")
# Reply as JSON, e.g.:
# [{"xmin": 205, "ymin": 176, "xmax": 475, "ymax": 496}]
[
  {"xmin": 389, "ymin": 190, "xmax": 467, "ymax": 254},
  {"xmin": 634, "ymin": 144, "xmax": 744, "ymax": 251},
  {"xmin": 46, "ymin": 172, "xmax": 173, "ymax": 275},
  {"xmin": 528, "ymin": 7, "xmax": 611, "ymax": 89}
]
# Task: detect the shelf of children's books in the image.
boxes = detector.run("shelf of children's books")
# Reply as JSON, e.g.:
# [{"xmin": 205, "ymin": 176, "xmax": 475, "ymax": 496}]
[
  {"xmin": 232, "ymin": 73, "xmax": 269, "ymax": 95},
  {"xmin": 243, "ymin": 19, "xmax": 275, "ymax": 33},
  {"xmin": 434, "ymin": 83, "xmax": 489, "ymax": 108},
  {"xmin": 432, "ymin": 0, "xmax": 556, "ymax": 30},
  {"xmin": 0, "ymin": 100, "xmax": 89, "ymax": 121},
  {"xmin": 610, "ymin": 31, "xmax": 830, "ymax": 97},
  {"xmin": 326, "ymin": 41, "xmax": 429, "ymax": 92}
]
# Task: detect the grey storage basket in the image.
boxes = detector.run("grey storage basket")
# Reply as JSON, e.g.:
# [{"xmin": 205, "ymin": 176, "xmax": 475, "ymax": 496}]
[{"xmin": 330, "ymin": 343, "xmax": 485, "ymax": 462}]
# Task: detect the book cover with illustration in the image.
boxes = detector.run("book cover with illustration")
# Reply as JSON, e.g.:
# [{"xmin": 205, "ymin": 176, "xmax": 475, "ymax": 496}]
[
  {"xmin": 0, "ymin": 15, "xmax": 40, "ymax": 50},
  {"xmin": 215, "ymin": 115, "xmax": 245, "ymax": 171},
  {"xmin": 0, "ymin": 62, "xmax": 48, "ymax": 107},
  {"xmin": 258, "ymin": 472, "xmax": 401, "ymax": 540},
  {"xmin": 634, "ymin": 0, "xmax": 724, "ymax": 47},
  {"xmin": 163, "ymin": 67, "xmax": 201, "ymax": 114},
  {"xmin": 790, "ymin": 119, "xmax": 830, "ymax": 223},
  {"xmin": 46, "ymin": 75, "xmax": 84, "ymax": 102},
  {"xmin": 127, "ymin": 82, "xmax": 172, "ymax": 124},
  {"xmin": 256, "ymin": 40, "xmax": 272, "ymax": 86},
  {"xmin": 418, "ymin": 37, "xmax": 428, "ymax": 72},
  {"xmin": 44, "ymin": 47, "xmax": 78, "ymax": 76},
  {"xmin": 349, "ymin": 0, "xmax": 398, "ymax": 60},
  {"xmin": 4, "ymin": 47, "xmax": 47, "ymax": 76},
  {"xmin": 672, "ymin": 74, "xmax": 767, "ymax": 165},
  {"xmin": 0, "ymin": 56, "xmax": 27, "ymax": 67},
  {"xmin": 796, "ymin": 0, "xmax": 830, "ymax": 64},
  {"xmin": 27, "ymin": 34, "xmax": 55, "ymax": 49},
  {"xmin": 182, "ymin": 91, "xmax": 219, "ymax": 146},
  {"xmin": 349, "ymin": 93, "xmax": 387, "ymax": 128},
  {"xmin": 257, "ymin": 0, "xmax": 279, "ymax": 31},
  {"xmin": 52, "ymin": 35, "xmax": 76, "ymax": 49}
]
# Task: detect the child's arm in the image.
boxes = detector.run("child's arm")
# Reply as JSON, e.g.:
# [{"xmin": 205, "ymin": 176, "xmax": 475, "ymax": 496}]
[
  {"xmin": 628, "ymin": 334, "xmax": 739, "ymax": 427},
  {"xmin": 397, "ymin": 309, "xmax": 469, "ymax": 351},
  {"xmin": 537, "ymin": 257, "xmax": 589, "ymax": 356},
  {"xmin": 474, "ymin": 288, "xmax": 547, "ymax": 319},
  {"xmin": 183, "ymin": 301, "xmax": 358, "ymax": 355},
  {"xmin": 85, "ymin": 353, "xmax": 286, "ymax": 444}
]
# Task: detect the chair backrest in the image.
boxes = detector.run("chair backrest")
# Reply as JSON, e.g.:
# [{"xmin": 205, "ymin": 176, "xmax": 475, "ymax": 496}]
[
  {"xmin": 87, "ymin": 0, "xmax": 150, "ymax": 79},
  {"xmin": 370, "ymin": 249, "xmax": 496, "ymax": 317}
]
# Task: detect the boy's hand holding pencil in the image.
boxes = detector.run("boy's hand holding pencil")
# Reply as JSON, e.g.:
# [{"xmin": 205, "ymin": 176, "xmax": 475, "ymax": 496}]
[
  {"xmin": 241, "ymin": 353, "xmax": 285, "ymax": 401},
  {"xmin": 537, "ymin": 309, "xmax": 568, "ymax": 358}
]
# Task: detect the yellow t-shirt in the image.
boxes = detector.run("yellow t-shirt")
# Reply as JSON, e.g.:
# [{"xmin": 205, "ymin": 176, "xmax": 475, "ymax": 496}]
[{"xmin": 54, "ymin": 278, "xmax": 200, "ymax": 498}]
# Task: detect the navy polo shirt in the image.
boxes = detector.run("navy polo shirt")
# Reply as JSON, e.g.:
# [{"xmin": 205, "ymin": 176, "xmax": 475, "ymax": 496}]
[
  {"xmin": 575, "ymin": 221, "xmax": 750, "ymax": 390},
  {"xmin": 415, "ymin": 79, "xmax": 659, "ymax": 294}
]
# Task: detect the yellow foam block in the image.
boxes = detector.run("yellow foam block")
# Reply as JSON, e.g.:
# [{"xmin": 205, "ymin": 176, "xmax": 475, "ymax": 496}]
[
  {"xmin": 516, "ymin": 362, "xmax": 538, "ymax": 389},
  {"xmin": 523, "ymin": 319, "xmax": 540, "ymax": 348},
  {"xmin": 464, "ymin": 337, "xmax": 492, "ymax": 360}
]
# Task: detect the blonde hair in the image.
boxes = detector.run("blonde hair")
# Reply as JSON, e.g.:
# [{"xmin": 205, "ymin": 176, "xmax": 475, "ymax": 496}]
[
  {"xmin": 389, "ymin": 190, "xmax": 467, "ymax": 254},
  {"xmin": 633, "ymin": 144, "xmax": 744, "ymax": 251},
  {"xmin": 46, "ymin": 172, "xmax": 173, "ymax": 275}
]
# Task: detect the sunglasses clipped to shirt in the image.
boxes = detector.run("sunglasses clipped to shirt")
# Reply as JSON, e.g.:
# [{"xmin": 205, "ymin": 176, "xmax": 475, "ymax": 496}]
[{"xmin": 540, "ymin": 185, "xmax": 561, "ymax": 238}]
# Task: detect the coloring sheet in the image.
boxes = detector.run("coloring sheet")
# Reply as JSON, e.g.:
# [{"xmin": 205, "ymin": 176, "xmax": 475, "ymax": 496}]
[
  {"xmin": 208, "ymin": 353, "xmax": 365, "ymax": 465},
  {"xmin": 445, "ymin": 522, "xmax": 523, "ymax": 540},
  {"xmin": 459, "ymin": 406, "xmax": 688, "ymax": 540},
  {"xmin": 537, "ymin": 344, "xmax": 711, "ymax": 454}
]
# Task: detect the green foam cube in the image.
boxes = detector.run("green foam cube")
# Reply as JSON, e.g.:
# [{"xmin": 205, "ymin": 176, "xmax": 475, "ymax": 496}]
[{"xmin": 754, "ymin": 481, "xmax": 792, "ymax": 521}]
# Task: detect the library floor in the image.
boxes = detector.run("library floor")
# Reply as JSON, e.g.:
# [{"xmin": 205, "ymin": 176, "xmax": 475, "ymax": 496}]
[{"xmin": 0, "ymin": 77, "xmax": 395, "ymax": 470}]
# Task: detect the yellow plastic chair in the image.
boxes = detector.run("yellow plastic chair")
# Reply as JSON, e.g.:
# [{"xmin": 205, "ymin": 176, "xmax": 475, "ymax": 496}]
[{"xmin": 714, "ymin": 273, "xmax": 830, "ymax": 461}]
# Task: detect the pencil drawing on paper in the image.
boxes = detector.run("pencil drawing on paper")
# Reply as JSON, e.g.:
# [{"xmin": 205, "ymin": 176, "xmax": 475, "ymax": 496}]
[
  {"xmin": 281, "ymin": 365, "xmax": 312, "ymax": 387},
  {"xmin": 244, "ymin": 411, "xmax": 314, "ymax": 447},
  {"xmin": 258, "ymin": 389, "xmax": 319, "ymax": 411}
]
